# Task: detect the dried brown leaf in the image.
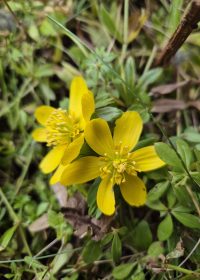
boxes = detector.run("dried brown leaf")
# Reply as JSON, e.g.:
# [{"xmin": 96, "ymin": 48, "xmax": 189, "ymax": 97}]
[
  {"xmin": 152, "ymin": 99, "xmax": 186, "ymax": 113},
  {"xmin": 28, "ymin": 214, "xmax": 49, "ymax": 233},
  {"xmin": 151, "ymin": 80, "xmax": 189, "ymax": 95},
  {"xmin": 187, "ymin": 100, "xmax": 200, "ymax": 110},
  {"xmin": 66, "ymin": 192, "xmax": 87, "ymax": 215},
  {"xmin": 51, "ymin": 183, "xmax": 68, "ymax": 208}
]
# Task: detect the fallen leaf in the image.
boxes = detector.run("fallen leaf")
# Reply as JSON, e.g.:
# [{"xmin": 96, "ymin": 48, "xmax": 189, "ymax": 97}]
[
  {"xmin": 152, "ymin": 99, "xmax": 186, "ymax": 113},
  {"xmin": 166, "ymin": 239, "xmax": 184, "ymax": 260},
  {"xmin": 151, "ymin": 80, "xmax": 189, "ymax": 95},
  {"xmin": 28, "ymin": 214, "xmax": 49, "ymax": 232},
  {"xmin": 187, "ymin": 100, "xmax": 200, "ymax": 110},
  {"xmin": 51, "ymin": 183, "xmax": 68, "ymax": 208},
  {"xmin": 66, "ymin": 192, "xmax": 87, "ymax": 215}
]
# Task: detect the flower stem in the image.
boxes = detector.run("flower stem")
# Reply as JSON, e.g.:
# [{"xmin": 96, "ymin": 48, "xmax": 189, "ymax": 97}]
[{"xmin": 166, "ymin": 264, "xmax": 195, "ymax": 275}]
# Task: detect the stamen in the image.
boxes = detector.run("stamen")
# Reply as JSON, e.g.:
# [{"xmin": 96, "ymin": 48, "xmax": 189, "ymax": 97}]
[
  {"xmin": 99, "ymin": 143, "xmax": 138, "ymax": 185},
  {"xmin": 45, "ymin": 109, "xmax": 81, "ymax": 147}
]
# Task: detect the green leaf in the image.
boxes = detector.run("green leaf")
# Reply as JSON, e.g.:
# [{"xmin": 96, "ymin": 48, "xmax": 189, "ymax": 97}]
[
  {"xmin": 172, "ymin": 212, "xmax": 200, "ymax": 229},
  {"xmin": 176, "ymin": 139, "xmax": 193, "ymax": 169},
  {"xmin": 52, "ymin": 244, "xmax": 73, "ymax": 274},
  {"xmin": 129, "ymin": 103, "xmax": 150, "ymax": 123},
  {"xmin": 101, "ymin": 232, "xmax": 114, "ymax": 246},
  {"xmin": 157, "ymin": 214, "xmax": 173, "ymax": 241},
  {"xmin": 183, "ymin": 131, "xmax": 200, "ymax": 143},
  {"xmin": 48, "ymin": 16, "xmax": 88, "ymax": 56},
  {"xmin": 130, "ymin": 220, "xmax": 152, "ymax": 250},
  {"xmin": 146, "ymin": 200, "xmax": 167, "ymax": 212},
  {"xmin": 167, "ymin": 0, "xmax": 183, "ymax": 34},
  {"xmin": 148, "ymin": 241, "xmax": 164, "ymax": 257},
  {"xmin": 35, "ymin": 64, "xmax": 54, "ymax": 78},
  {"xmin": 137, "ymin": 68, "xmax": 162, "ymax": 90},
  {"xmin": 172, "ymin": 205, "xmax": 191, "ymax": 213},
  {"xmin": 112, "ymin": 262, "xmax": 137, "ymax": 280},
  {"xmin": 40, "ymin": 18, "xmax": 57, "ymax": 36},
  {"xmin": 132, "ymin": 271, "xmax": 145, "ymax": 280},
  {"xmin": 24, "ymin": 256, "xmax": 47, "ymax": 270},
  {"xmin": 82, "ymin": 240, "xmax": 101, "ymax": 264},
  {"xmin": 48, "ymin": 210, "xmax": 72, "ymax": 240},
  {"xmin": 95, "ymin": 107, "xmax": 122, "ymax": 121},
  {"xmin": 125, "ymin": 57, "xmax": 136, "ymax": 90},
  {"xmin": 111, "ymin": 233, "xmax": 122, "ymax": 263},
  {"xmin": 167, "ymin": 187, "xmax": 176, "ymax": 208},
  {"xmin": 155, "ymin": 142, "xmax": 184, "ymax": 171},
  {"xmin": 0, "ymin": 224, "xmax": 19, "ymax": 251},
  {"xmin": 28, "ymin": 23, "xmax": 40, "ymax": 41},
  {"xmin": 99, "ymin": 5, "xmax": 122, "ymax": 42},
  {"xmin": 147, "ymin": 181, "xmax": 169, "ymax": 202},
  {"xmin": 173, "ymin": 185, "xmax": 194, "ymax": 208}
]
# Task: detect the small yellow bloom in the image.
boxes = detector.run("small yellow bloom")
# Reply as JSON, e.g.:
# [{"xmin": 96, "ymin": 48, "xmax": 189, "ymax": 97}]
[
  {"xmin": 32, "ymin": 76, "xmax": 95, "ymax": 184},
  {"xmin": 60, "ymin": 111, "xmax": 165, "ymax": 216}
]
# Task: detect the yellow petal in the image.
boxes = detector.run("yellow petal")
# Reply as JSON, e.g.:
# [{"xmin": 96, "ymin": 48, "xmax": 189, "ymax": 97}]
[
  {"xmin": 61, "ymin": 156, "xmax": 101, "ymax": 185},
  {"xmin": 50, "ymin": 164, "xmax": 66, "ymax": 185},
  {"xmin": 32, "ymin": 128, "xmax": 47, "ymax": 142},
  {"xmin": 131, "ymin": 146, "xmax": 165, "ymax": 172},
  {"xmin": 113, "ymin": 111, "xmax": 143, "ymax": 151},
  {"xmin": 85, "ymin": 119, "xmax": 114, "ymax": 156},
  {"xmin": 120, "ymin": 174, "xmax": 146, "ymax": 206},
  {"xmin": 97, "ymin": 176, "xmax": 115, "ymax": 216},
  {"xmin": 39, "ymin": 145, "xmax": 67, "ymax": 174},
  {"xmin": 61, "ymin": 134, "xmax": 84, "ymax": 165},
  {"xmin": 81, "ymin": 90, "xmax": 95, "ymax": 124},
  {"xmin": 34, "ymin": 105, "xmax": 55, "ymax": 126},
  {"xmin": 69, "ymin": 76, "xmax": 88, "ymax": 120}
]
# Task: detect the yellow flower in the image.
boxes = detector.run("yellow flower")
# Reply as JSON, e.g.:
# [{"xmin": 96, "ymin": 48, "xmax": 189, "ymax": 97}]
[
  {"xmin": 32, "ymin": 76, "xmax": 95, "ymax": 184},
  {"xmin": 60, "ymin": 111, "xmax": 165, "ymax": 216}
]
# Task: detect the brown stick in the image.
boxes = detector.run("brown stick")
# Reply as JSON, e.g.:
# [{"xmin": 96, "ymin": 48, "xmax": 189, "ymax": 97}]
[{"xmin": 155, "ymin": 0, "xmax": 200, "ymax": 67}]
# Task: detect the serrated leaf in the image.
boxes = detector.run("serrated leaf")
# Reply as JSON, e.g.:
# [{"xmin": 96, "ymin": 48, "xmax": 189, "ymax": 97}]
[
  {"xmin": 155, "ymin": 142, "xmax": 184, "ymax": 171},
  {"xmin": 112, "ymin": 262, "xmax": 137, "ymax": 280},
  {"xmin": 172, "ymin": 212, "xmax": 200, "ymax": 229},
  {"xmin": 157, "ymin": 214, "xmax": 173, "ymax": 241}
]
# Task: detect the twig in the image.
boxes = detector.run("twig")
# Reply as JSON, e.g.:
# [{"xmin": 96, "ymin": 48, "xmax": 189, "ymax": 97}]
[{"xmin": 155, "ymin": 0, "xmax": 200, "ymax": 67}]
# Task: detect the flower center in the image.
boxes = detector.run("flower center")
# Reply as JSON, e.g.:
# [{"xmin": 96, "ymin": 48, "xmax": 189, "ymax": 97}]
[
  {"xmin": 45, "ymin": 108, "xmax": 81, "ymax": 147},
  {"xmin": 100, "ymin": 143, "xmax": 137, "ymax": 185}
]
